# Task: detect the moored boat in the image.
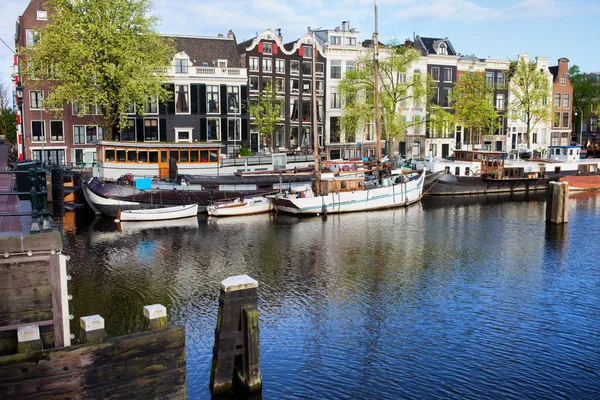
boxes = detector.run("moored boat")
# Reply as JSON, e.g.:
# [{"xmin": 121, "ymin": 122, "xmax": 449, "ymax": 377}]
[
  {"xmin": 207, "ymin": 197, "xmax": 272, "ymax": 217},
  {"xmin": 115, "ymin": 204, "xmax": 198, "ymax": 222}
]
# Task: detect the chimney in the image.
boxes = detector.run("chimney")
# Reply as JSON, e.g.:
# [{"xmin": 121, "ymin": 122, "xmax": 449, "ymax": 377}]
[
  {"xmin": 276, "ymin": 28, "xmax": 282, "ymax": 42},
  {"xmin": 218, "ymin": 33, "xmax": 224, "ymax": 37},
  {"xmin": 342, "ymin": 21, "xmax": 349, "ymax": 31},
  {"xmin": 227, "ymin": 30, "xmax": 236, "ymax": 42},
  {"xmin": 404, "ymin": 39, "xmax": 413, "ymax": 48}
]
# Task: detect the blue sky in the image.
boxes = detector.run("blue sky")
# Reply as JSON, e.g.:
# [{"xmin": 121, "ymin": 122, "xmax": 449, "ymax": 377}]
[{"xmin": 1, "ymin": 0, "xmax": 599, "ymax": 90}]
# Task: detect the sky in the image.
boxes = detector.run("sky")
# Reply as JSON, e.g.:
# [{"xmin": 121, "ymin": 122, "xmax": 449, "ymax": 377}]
[{"xmin": 1, "ymin": 0, "xmax": 600, "ymax": 90}]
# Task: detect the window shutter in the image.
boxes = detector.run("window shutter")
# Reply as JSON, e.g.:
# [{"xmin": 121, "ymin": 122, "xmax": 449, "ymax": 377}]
[
  {"xmin": 199, "ymin": 84, "xmax": 207, "ymax": 114},
  {"xmin": 298, "ymin": 46, "xmax": 303, "ymax": 57},
  {"xmin": 273, "ymin": 43, "xmax": 278, "ymax": 54},
  {"xmin": 221, "ymin": 117, "xmax": 227, "ymax": 141},
  {"xmin": 241, "ymin": 85, "xmax": 248, "ymax": 114},
  {"xmin": 258, "ymin": 42, "xmax": 263, "ymax": 53},
  {"xmin": 191, "ymin": 84, "xmax": 199, "ymax": 114},
  {"xmin": 166, "ymin": 84, "xmax": 175, "ymax": 115},
  {"xmin": 220, "ymin": 84, "xmax": 227, "ymax": 116},
  {"xmin": 200, "ymin": 117, "xmax": 207, "ymax": 141},
  {"xmin": 136, "ymin": 117, "xmax": 143, "ymax": 142},
  {"xmin": 242, "ymin": 118, "xmax": 248, "ymax": 141},
  {"xmin": 159, "ymin": 118, "xmax": 167, "ymax": 142}
]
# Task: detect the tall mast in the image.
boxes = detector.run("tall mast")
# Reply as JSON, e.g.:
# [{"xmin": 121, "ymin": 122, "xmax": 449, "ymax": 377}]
[
  {"xmin": 311, "ymin": 29, "xmax": 321, "ymax": 192},
  {"xmin": 373, "ymin": 0, "xmax": 382, "ymax": 163}
]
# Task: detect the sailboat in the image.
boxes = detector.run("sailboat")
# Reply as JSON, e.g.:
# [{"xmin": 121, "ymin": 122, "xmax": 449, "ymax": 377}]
[{"xmin": 270, "ymin": 0, "xmax": 426, "ymax": 215}]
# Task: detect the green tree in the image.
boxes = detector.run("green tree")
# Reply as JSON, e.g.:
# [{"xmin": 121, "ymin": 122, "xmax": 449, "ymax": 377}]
[
  {"xmin": 21, "ymin": 0, "xmax": 175, "ymax": 139},
  {"xmin": 507, "ymin": 57, "xmax": 552, "ymax": 150},
  {"xmin": 338, "ymin": 44, "xmax": 450, "ymax": 143},
  {"xmin": 248, "ymin": 80, "xmax": 283, "ymax": 151},
  {"xmin": 0, "ymin": 78, "xmax": 16, "ymax": 144},
  {"xmin": 569, "ymin": 65, "xmax": 600, "ymax": 134}
]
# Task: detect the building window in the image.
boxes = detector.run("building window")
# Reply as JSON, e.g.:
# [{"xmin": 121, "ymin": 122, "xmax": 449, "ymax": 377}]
[
  {"xmin": 330, "ymin": 36, "xmax": 341, "ymax": 45},
  {"xmin": 497, "ymin": 117, "xmax": 505, "ymax": 135},
  {"xmin": 262, "ymin": 58, "xmax": 272, "ymax": 73},
  {"xmin": 302, "ymin": 80, "xmax": 311, "ymax": 95},
  {"xmin": 144, "ymin": 119, "xmax": 159, "ymax": 142},
  {"xmin": 290, "ymin": 99, "xmax": 299, "ymax": 121},
  {"xmin": 495, "ymin": 94, "xmax": 504, "ymax": 110},
  {"xmin": 32, "ymin": 121, "xmax": 44, "ymax": 142},
  {"xmin": 121, "ymin": 119, "xmax": 136, "ymax": 141},
  {"xmin": 399, "ymin": 74, "xmax": 407, "ymax": 83},
  {"xmin": 554, "ymin": 93, "xmax": 561, "ymax": 108},
  {"xmin": 250, "ymin": 76, "xmax": 259, "ymax": 91},
  {"xmin": 227, "ymin": 86, "xmax": 239, "ymax": 113},
  {"xmin": 562, "ymin": 112, "xmax": 569, "ymax": 128},
  {"xmin": 303, "ymin": 45, "xmax": 312, "ymax": 58},
  {"xmin": 316, "ymin": 81, "xmax": 324, "ymax": 95},
  {"xmin": 217, "ymin": 60, "xmax": 227, "ymax": 68},
  {"xmin": 443, "ymin": 88, "xmax": 452, "ymax": 107},
  {"xmin": 30, "ymin": 90, "xmax": 43, "ymax": 110},
  {"xmin": 37, "ymin": 10, "xmax": 47, "ymax": 20},
  {"xmin": 302, "ymin": 62, "xmax": 312, "ymax": 76},
  {"xmin": 554, "ymin": 112, "xmax": 560, "ymax": 128},
  {"xmin": 532, "ymin": 129, "xmax": 538, "ymax": 144},
  {"xmin": 496, "ymin": 72, "xmax": 505, "ymax": 88},
  {"xmin": 207, "ymin": 119, "xmax": 220, "ymax": 141},
  {"xmin": 438, "ymin": 42, "xmax": 447, "ymax": 55},
  {"xmin": 301, "ymin": 126, "xmax": 312, "ymax": 148},
  {"xmin": 228, "ymin": 118, "xmax": 241, "ymax": 141},
  {"xmin": 290, "ymin": 126, "xmax": 299, "ymax": 148},
  {"xmin": 290, "ymin": 79, "xmax": 299, "ymax": 94},
  {"xmin": 331, "ymin": 91, "xmax": 341, "ymax": 108},
  {"xmin": 431, "ymin": 67, "xmax": 439, "ymax": 82},
  {"xmin": 175, "ymin": 59, "xmax": 188, "ymax": 74},
  {"xmin": 73, "ymin": 125, "xmax": 85, "ymax": 144},
  {"xmin": 263, "ymin": 42, "xmax": 273, "ymax": 54},
  {"xmin": 249, "ymin": 57, "xmax": 259, "ymax": 72},
  {"xmin": 346, "ymin": 37, "xmax": 356, "ymax": 46},
  {"xmin": 50, "ymin": 121, "xmax": 63, "ymax": 141},
  {"xmin": 301, "ymin": 100, "xmax": 311, "ymax": 122},
  {"xmin": 175, "ymin": 128, "xmax": 192, "ymax": 143},
  {"xmin": 316, "ymin": 62, "xmax": 324, "ymax": 76},
  {"xmin": 331, "ymin": 60, "xmax": 342, "ymax": 79},
  {"xmin": 207, "ymin": 85, "xmax": 219, "ymax": 113},
  {"xmin": 261, "ymin": 76, "xmax": 272, "ymax": 91},
  {"xmin": 86, "ymin": 126, "xmax": 100, "ymax": 143},
  {"xmin": 274, "ymin": 127, "xmax": 285, "ymax": 148},
  {"xmin": 443, "ymin": 68, "xmax": 452, "ymax": 82},
  {"xmin": 144, "ymin": 94, "xmax": 158, "ymax": 114},
  {"xmin": 431, "ymin": 87, "xmax": 439, "ymax": 105},
  {"xmin": 175, "ymin": 85, "xmax": 189, "ymax": 113},
  {"xmin": 485, "ymin": 72, "xmax": 494, "ymax": 87},
  {"xmin": 346, "ymin": 61, "xmax": 356, "ymax": 73},
  {"xmin": 561, "ymin": 76, "xmax": 566, "ymax": 86},
  {"xmin": 563, "ymin": 94, "xmax": 570, "ymax": 109},
  {"xmin": 33, "ymin": 149, "xmax": 65, "ymax": 165},
  {"xmin": 276, "ymin": 59, "xmax": 285, "ymax": 73},
  {"xmin": 290, "ymin": 60, "xmax": 300, "ymax": 75},
  {"xmin": 275, "ymin": 78, "xmax": 285, "ymax": 93},
  {"xmin": 26, "ymin": 30, "xmax": 40, "ymax": 46}
]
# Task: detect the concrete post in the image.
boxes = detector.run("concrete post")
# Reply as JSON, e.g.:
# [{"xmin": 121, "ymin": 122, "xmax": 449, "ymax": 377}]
[
  {"xmin": 79, "ymin": 315, "xmax": 107, "ymax": 343},
  {"xmin": 143, "ymin": 304, "xmax": 168, "ymax": 331},
  {"xmin": 546, "ymin": 181, "xmax": 569, "ymax": 224},
  {"xmin": 210, "ymin": 275, "xmax": 262, "ymax": 395},
  {"xmin": 17, "ymin": 325, "xmax": 43, "ymax": 353}
]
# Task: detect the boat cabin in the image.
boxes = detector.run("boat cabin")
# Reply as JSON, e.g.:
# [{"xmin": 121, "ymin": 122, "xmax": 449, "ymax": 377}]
[
  {"xmin": 548, "ymin": 146, "xmax": 581, "ymax": 162},
  {"xmin": 96, "ymin": 141, "xmax": 223, "ymax": 180},
  {"xmin": 453, "ymin": 150, "xmax": 507, "ymax": 179},
  {"xmin": 319, "ymin": 175, "xmax": 364, "ymax": 195}
]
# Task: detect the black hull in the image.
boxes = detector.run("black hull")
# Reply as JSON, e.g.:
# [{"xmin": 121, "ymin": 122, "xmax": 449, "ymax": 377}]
[{"xmin": 424, "ymin": 175, "xmax": 548, "ymax": 196}]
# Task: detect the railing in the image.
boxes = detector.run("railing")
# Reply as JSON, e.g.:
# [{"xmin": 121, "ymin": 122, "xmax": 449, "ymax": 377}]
[
  {"xmin": 220, "ymin": 154, "xmax": 314, "ymax": 168},
  {"xmin": 193, "ymin": 67, "xmax": 247, "ymax": 78}
]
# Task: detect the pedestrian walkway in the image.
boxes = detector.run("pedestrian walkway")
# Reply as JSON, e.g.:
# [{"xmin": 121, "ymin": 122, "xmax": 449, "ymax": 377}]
[{"xmin": 0, "ymin": 145, "xmax": 21, "ymax": 233}]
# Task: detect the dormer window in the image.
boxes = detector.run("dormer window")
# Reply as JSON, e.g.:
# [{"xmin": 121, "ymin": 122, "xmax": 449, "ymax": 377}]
[
  {"xmin": 36, "ymin": 11, "xmax": 47, "ymax": 20},
  {"xmin": 175, "ymin": 58, "xmax": 188, "ymax": 74},
  {"xmin": 217, "ymin": 59, "xmax": 227, "ymax": 68},
  {"xmin": 561, "ymin": 76, "xmax": 566, "ymax": 86},
  {"xmin": 438, "ymin": 42, "xmax": 448, "ymax": 55},
  {"xmin": 263, "ymin": 42, "xmax": 273, "ymax": 55}
]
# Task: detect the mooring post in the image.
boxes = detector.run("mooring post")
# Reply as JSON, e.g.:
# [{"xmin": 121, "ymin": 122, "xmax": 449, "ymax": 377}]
[
  {"xmin": 79, "ymin": 315, "xmax": 107, "ymax": 343},
  {"xmin": 546, "ymin": 181, "xmax": 569, "ymax": 224},
  {"xmin": 209, "ymin": 274, "xmax": 262, "ymax": 395},
  {"xmin": 17, "ymin": 325, "xmax": 43, "ymax": 353},
  {"xmin": 143, "ymin": 304, "xmax": 168, "ymax": 330}
]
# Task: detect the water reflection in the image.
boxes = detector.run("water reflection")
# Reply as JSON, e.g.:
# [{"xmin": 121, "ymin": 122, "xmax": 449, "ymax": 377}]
[{"xmin": 62, "ymin": 192, "xmax": 600, "ymax": 399}]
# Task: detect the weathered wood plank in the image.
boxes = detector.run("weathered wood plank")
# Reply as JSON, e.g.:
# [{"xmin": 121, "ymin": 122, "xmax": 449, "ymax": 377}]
[
  {"xmin": 49, "ymin": 254, "xmax": 69, "ymax": 348},
  {"xmin": 85, "ymin": 367, "xmax": 186, "ymax": 399},
  {"xmin": 0, "ymin": 309, "xmax": 54, "ymax": 328},
  {"xmin": 0, "ymin": 256, "xmax": 51, "ymax": 267},
  {"xmin": 0, "ymin": 285, "xmax": 53, "ymax": 314},
  {"xmin": 0, "ymin": 264, "xmax": 50, "ymax": 289}
]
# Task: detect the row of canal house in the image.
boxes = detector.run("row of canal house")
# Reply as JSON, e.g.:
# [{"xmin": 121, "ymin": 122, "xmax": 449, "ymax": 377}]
[{"xmin": 14, "ymin": 0, "xmax": 573, "ymax": 164}]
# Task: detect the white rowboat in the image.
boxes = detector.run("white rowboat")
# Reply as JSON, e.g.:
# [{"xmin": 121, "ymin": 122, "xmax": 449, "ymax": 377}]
[
  {"xmin": 115, "ymin": 204, "xmax": 198, "ymax": 222},
  {"xmin": 207, "ymin": 197, "xmax": 272, "ymax": 217}
]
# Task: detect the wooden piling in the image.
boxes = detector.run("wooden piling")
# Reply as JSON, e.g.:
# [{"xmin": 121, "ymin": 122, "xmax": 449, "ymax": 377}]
[
  {"xmin": 210, "ymin": 275, "xmax": 262, "ymax": 395},
  {"xmin": 546, "ymin": 181, "xmax": 569, "ymax": 224},
  {"xmin": 16, "ymin": 325, "xmax": 43, "ymax": 353},
  {"xmin": 143, "ymin": 304, "xmax": 168, "ymax": 331},
  {"xmin": 79, "ymin": 315, "xmax": 107, "ymax": 343}
]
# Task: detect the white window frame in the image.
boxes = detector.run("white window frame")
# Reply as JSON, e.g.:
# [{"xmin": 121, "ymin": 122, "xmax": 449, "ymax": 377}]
[
  {"xmin": 143, "ymin": 118, "xmax": 160, "ymax": 142},
  {"xmin": 330, "ymin": 36, "xmax": 341, "ymax": 45},
  {"xmin": 563, "ymin": 94, "xmax": 570, "ymax": 109},
  {"xmin": 175, "ymin": 84, "xmax": 190, "ymax": 115},
  {"xmin": 443, "ymin": 68, "xmax": 452, "ymax": 82},
  {"xmin": 263, "ymin": 42, "xmax": 273, "ymax": 55},
  {"xmin": 120, "ymin": 118, "xmax": 136, "ymax": 141},
  {"xmin": 262, "ymin": 58, "xmax": 273, "ymax": 73},
  {"xmin": 29, "ymin": 90, "xmax": 43, "ymax": 110},
  {"xmin": 495, "ymin": 94, "xmax": 505, "ymax": 110},
  {"xmin": 207, "ymin": 118, "xmax": 221, "ymax": 141},
  {"xmin": 316, "ymin": 62, "xmax": 324, "ymax": 77},
  {"xmin": 249, "ymin": 57, "xmax": 259, "ymax": 72},
  {"xmin": 144, "ymin": 94, "xmax": 158, "ymax": 114},
  {"xmin": 175, "ymin": 58, "xmax": 189, "ymax": 74},
  {"xmin": 227, "ymin": 86, "xmax": 240, "ymax": 114},
  {"xmin": 26, "ymin": 29, "xmax": 40, "ymax": 46},
  {"xmin": 438, "ymin": 43, "xmax": 448, "ymax": 55},
  {"xmin": 249, "ymin": 76, "xmax": 259, "ymax": 92},
  {"xmin": 175, "ymin": 127, "xmax": 193, "ymax": 143},
  {"xmin": 275, "ymin": 78, "xmax": 285, "ymax": 93},
  {"xmin": 290, "ymin": 60, "xmax": 300, "ymax": 75},
  {"xmin": 227, "ymin": 118, "xmax": 241, "ymax": 141},
  {"xmin": 217, "ymin": 59, "xmax": 228, "ymax": 68},
  {"xmin": 36, "ymin": 11, "xmax": 47, "ymax": 20},
  {"xmin": 431, "ymin": 67, "xmax": 440, "ymax": 82},
  {"xmin": 73, "ymin": 125, "xmax": 86, "ymax": 144},
  {"xmin": 290, "ymin": 79, "xmax": 299, "ymax": 94},
  {"xmin": 561, "ymin": 76, "xmax": 566, "ymax": 86},
  {"xmin": 207, "ymin": 85, "xmax": 220, "ymax": 114},
  {"xmin": 346, "ymin": 37, "xmax": 356, "ymax": 46},
  {"xmin": 49, "ymin": 120, "xmax": 64, "ymax": 142},
  {"xmin": 275, "ymin": 59, "xmax": 285, "ymax": 74},
  {"xmin": 31, "ymin": 120, "xmax": 45, "ymax": 142}
]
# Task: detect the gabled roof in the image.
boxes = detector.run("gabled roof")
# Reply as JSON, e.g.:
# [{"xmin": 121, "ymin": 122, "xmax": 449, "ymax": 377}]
[
  {"xmin": 361, "ymin": 39, "xmax": 385, "ymax": 48},
  {"xmin": 168, "ymin": 36, "xmax": 242, "ymax": 68},
  {"xmin": 416, "ymin": 36, "xmax": 457, "ymax": 56},
  {"xmin": 549, "ymin": 66, "xmax": 559, "ymax": 80}
]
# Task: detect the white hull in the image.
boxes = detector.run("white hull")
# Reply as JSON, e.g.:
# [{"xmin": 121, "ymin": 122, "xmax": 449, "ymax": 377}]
[
  {"xmin": 117, "ymin": 204, "xmax": 199, "ymax": 222},
  {"xmin": 207, "ymin": 197, "xmax": 272, "ymax": 217},
  {"xmin": 272, "ymin": 171, "xmax": 426, "ymax": 215}
]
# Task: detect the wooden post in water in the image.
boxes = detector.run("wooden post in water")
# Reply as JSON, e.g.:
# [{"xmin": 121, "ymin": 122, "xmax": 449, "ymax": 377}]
[
  {"xmin": 210, "ymin": 274, "xmax": 262, "ymax": 395},
  {"xmin": 546, "ymin": 181, "xmax": 569, "ymax": 224},
  {"xmin": 143, "ymin": 304, "xmax": 168, "ymax": 330},
  {"xmin": 79, "ymin": 315, "xmax": 107, "ymax": 343},
  {"xmin": 16, "ymin": 325, "xmax": 43, "ymax": 353}
]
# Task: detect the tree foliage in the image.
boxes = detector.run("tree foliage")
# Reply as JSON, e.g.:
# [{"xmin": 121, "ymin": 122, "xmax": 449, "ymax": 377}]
[
  {"xmin": 451, "ymin": 69, "xmax": 499, "ymax": 147},
  {"xmin": 248, "ymin": 80, "xmax": 283, "ymax": 151},
  {"xmin": 21, "ymin": 0, "xmax": 175, "ymax": 139},
  {"xmin": 338, "ymin": 44, "xmax": 452, "ymax": 143},
  {"xmin": 507, "ymin": 57, "xmax": 552, "ymax": 150},
  {"xmin": 569, "ymin": 65, "xmax": 600, "ymax": 129},
  {"xmin": 0, "ymin": 78, "xmax": 16, "ymax": 143}
]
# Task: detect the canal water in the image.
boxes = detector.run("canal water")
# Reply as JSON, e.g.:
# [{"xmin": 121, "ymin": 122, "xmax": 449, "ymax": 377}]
[{"xmin": 62, "ymin": 192, "xmax": 600, "ymax": 399}]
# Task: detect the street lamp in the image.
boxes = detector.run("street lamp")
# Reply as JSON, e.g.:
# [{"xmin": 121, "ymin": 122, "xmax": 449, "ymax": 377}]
[{"xmin": 574, "ymin": 106, "xmax": 583, "ymax": 147}]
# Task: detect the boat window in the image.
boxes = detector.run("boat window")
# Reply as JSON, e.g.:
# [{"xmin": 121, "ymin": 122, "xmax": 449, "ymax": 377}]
[
  {"xmin": 105, "ymin": 149, "xmax": 115, "ymax": 162},
  {"xmin": 569, "ymin": 149, "xmax": 573, "ymax": 155},
  {"xmin": 200, "ymin": 150, "xmax": 209, "ymax": 162},
  {"xmin": 209, "ymin": 150, "xmax": 218, "ymax": 162},
  {"xmin": 127, "ymin": 150, "xmax": 137, "ymax": 162},
  {"xmin": 161, "ymin": 150, "xmax": 167, "ymax": 162},
  {"xmin": 190, "ymin": 150, "xmax": 199, "ymax": 162},
  {"xmin": 554, "ymin": 166, "xmax": 561, "ymax": 174},
  {"xmin": 180, "ymin": 150, "xmax": 189, "ymax": 162},
  {"xmin": 170, "ymin": 150, "xmax": 178, "ymax": 161},
  {"xmin": 341, "ymin": 181, "xmax": 347, "ymax": 189},
  {"xmin": 591, "ymin": 166, "xmax": 596, "ymax": 173},
  {"xmin": 149, "ymin": 151, "xmax": 158, "ymax": 163},
  {"xmin": 116, "ymin": 150, "xmax": 126, "ymax": 162},
  {"xmin": 455, "ymin": 167, "xmax": 460, "ymax": 176},
  {"xmin": 138, "ymin": 151, "xmax": 148, "ymax": 163},
  {"xmin": 358, "ymin": 180, "xmax": 363, "ymax": 188},
  {"xmin": 465, "ymin": 167, "xmax": 470, "ymax": 176}
]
